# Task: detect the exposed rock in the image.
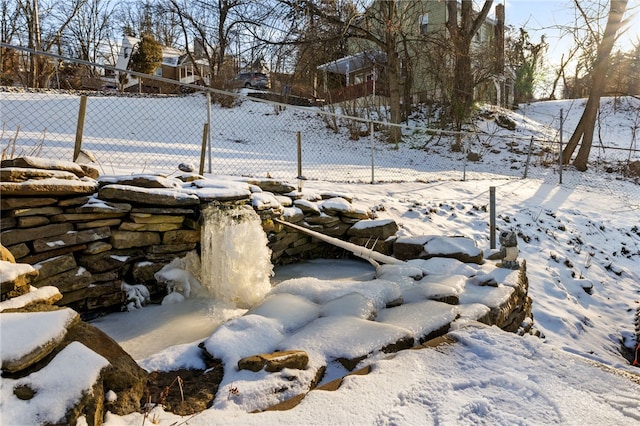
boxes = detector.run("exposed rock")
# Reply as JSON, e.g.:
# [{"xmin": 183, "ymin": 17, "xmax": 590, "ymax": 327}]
[
  {"xmin": 162, "ymin": 230, "xmax": 200, "ymax": 245},
  {"xmin": 0, "ymin": 216, "xmax": 16, "ymax": 229},
  {"xmin": 305, "ymin": 214, "xmax": 341, "ymax": 226},
  {"xmin": 0, "ymin": 179, "xmax": 99, "ymax": 196},
  {"xmin": 394, "ymin": 235, "xmax": 483, "ymax": 264},
  {"xmin": 1, "ymin": 197, "xmax": 57, "ymax": 210},
  {"xmin": 17, "ymin": 215, "xmax": 50, "ymax": 228},
  {"xmin": 21, "ymin": 244, "xmax": 88, "ymax": 265},
  {"xmin": 347, "ymin": 218, "xmax": 398, "ymax": 239},
  {"xmin": 293, "ymin": 199, "xmax": 321, "ymax": 215},
  {"xmin": 99, "ymin": 184, "xmax": 200, "ymax": 206},
  {"xmin": 131, "ymin": 261, "xmax": 165, "ymax": 282},
  {"xmin": 238, "ymin": 350, "xmax": 310, "ymax": 373},
  {"xmin": 349, "ymin": 236, "xmax": 394, "ymax": 255},
  {"xmin": 77, "ymin": 248, "xmax": 144, "ymax": 273},
  {"xmin": 33, "ymin": 253, "xmax": 77, "ymax": 281},
  {"xmin": 51, "ymin": 212, "xmax": 127, "ymax": 222},
  {"xmin": 79, "ymin": 164, "xmax": 100, "ymax": 179},
  {"xmin": 318, "ymin": 197, "xmax": 353, "ymax": 216},
  {"xmin": 1, "ymin": 156, "xmax": 89, "ymax": 177},
  {"xmin": 98, "ymin": 174, "xmax": 181, "ymax": 189},
  {"xmin": 60, "ymin": 281, "xmax": 122, "ymax": 307},
  {"xmin": 62, "ymin": 321, "xmax": 148, "ymax": 416},
  {"xmin": 33, "ymin": 266, "xmax": 93, "ymax": 293},
  {"xmin": 147, "ymin": 243, "xmax": 197, "ymax": 254},
  {"xmin": 0, "ymin": 290, "xmax": 62, "ymax": 313},
  {"xmin": 131, "ymin": 206, "xmax": 195, "ymax": 215},
  {"xmin": 76, "ymin": 218, "xmax": 122, "ymax": 230},
  {"xmin": 84, "ymin": 241, "xmax": 113, "ymax": 254},
  {"xmin": 6, "ymin": 243, "xmax": 29, "ymax": 260},
  {"xmin": 1, "ymin": 244, "xmax": 16, "ymax": 262},
  {"xmin": 0, "ymin": 308, "xmax": 80, "ymax": 372},
  {"xmin": 248, "ymin": 179, "xmax": 296, "ymax": 194},
  {"xmin": 110, "ymin": 230, "xmax": 161, "ymax": 249},
  {"xmin": 13, "ymin": 206, "xmax": 63, "ymax": 217},
  {"xmin": 119, "ymin": 222, "xmax": 182, "ymax": 232},
  {"xmin": 0, "ymin": 167, "xmax": 81, "ymax": 182},
  {"xmin": 66, "ymin": 199, "xmax": 132, "ymax": 214},
  {"xmin": 130, "ymin": 213, "xmax": 184, "ymax": 224},
  {"xmin": 32, "ymin": 226, "xmax": 111, "ymax": 253},
  {"xmin": 57, "ymin": 195, "xmax": 92, "ymax": 207},
  {"xmin": 1, "ymin": 260, "xmax": 39, "ymax": 300},
  {"xmin": 1, "ymin": 222, "xmax": 74, "ymax": 246}
]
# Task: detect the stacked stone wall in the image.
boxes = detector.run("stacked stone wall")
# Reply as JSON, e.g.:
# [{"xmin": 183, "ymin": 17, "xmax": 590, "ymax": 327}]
[{"xmin": 0, "ymin": 159, "xmax": 394, "ymax": 315}]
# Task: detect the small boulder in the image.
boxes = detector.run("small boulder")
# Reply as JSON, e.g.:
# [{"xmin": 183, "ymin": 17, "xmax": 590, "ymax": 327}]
[{"xmin": 238, "ymin": 350, "xmax": 309, "ymax": 372}]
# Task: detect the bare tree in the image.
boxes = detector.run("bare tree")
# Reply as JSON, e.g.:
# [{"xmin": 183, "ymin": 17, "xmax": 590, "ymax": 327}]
[
  {"xmin": 445, "ymin": 0, "xmax": 493, "ymax": 136},
  {"xmin": 65, "ymin": 0, "xmax": 117, "ymax": 66},
  {"xmin": 166, "ymin": 0, "xmax": 267, "ymax": 87},
  {"xmin": 1, "ymin": 1, "xmax": 21, "ymax": 83},
  {"xmin": 15, "ymin": 0, "xmax": 84, "ymax": 87},
  {"xmin": 562, "ymin": 0, "xmax": 629, "ymax": 171}
]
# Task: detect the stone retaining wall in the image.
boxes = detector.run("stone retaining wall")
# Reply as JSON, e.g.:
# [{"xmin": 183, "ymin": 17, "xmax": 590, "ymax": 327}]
[{"xmin": 0, "ymin": 158, "xmax": 397, "ymax": 315}]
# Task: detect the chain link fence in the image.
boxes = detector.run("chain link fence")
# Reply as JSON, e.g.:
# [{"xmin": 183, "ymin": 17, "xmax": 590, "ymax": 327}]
[{"xmin": 1, "ymin": 48, "xmax": 638, "ymax": 206}]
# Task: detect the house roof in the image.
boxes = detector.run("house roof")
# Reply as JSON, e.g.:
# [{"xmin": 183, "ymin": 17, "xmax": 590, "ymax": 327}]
[
  {"xmin": 317, "ymin": 50, "xmax": 387, "ymax": 75},
  {"xmin": 118, "ymin": 36, "xmax": 203, "ymax": 69}
]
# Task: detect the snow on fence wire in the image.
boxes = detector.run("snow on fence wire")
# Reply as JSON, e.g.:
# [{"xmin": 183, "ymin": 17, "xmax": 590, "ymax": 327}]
[{"xmin": 1, "ymin": 47, "xmax": 638, "ymax": 204}]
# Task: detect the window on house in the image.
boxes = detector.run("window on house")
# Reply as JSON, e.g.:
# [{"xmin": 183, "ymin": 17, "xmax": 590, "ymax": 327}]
[
  {"xmin": 154, "ymin": 68, "xmax": 163, "ymax": 77},
  {"xmin": 419, "ymin": 14, "xmax": 429, "ymax": 35}
]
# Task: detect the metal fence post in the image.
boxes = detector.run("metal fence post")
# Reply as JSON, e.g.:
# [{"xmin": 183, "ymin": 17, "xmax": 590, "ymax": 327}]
[
  {"xmin": 199, "ymin": 122, "xmax": 209, "ymax": 175},
  {"xmin": 297, "ymin": 131, "xmax": 302, "ymax": 178},
  {"xmin": 559, "ymin": 108, "xmax": 563, "ymax": 185},
  {"xmin": 490, "ymin": 186, "xmax": 496, "ymax": 249},
  {"xmin": 207, "ymin": 92, "xmax": 212, "ymax": 174},
  {"xmin": 73, "ymin": 95, "xmax": 87, "ymax": 161},
  {"xmin": 370, "ymin": 121, "xmax": 375, "ymax": 184}
]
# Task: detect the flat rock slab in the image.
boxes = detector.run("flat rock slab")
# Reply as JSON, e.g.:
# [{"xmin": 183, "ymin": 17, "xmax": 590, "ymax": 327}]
[
  {"xmin": 98, "ymin": 174, "xmax": 182, "ymax": 189},
  {"xmin": 347, "ymin": 218, "xmax": 398, "ymax": 239},
  {"xmin": 394, "ymin": 235, "xmax": 483, "ymax": 264},
  {"xmin": 1, "ymin": 222, "xmax": 74, "ymax": 247},
  {"xmin": 1, "ymin": 157, "xmax": 88, "ymax": 177},
  {"xmin": 238, "ymin": 350, "xmax": 310, "ymax": 372},
  {"xmin": 32, "ymin": 226, "xmax": 111, "ymax": 253},
  {"xmin": 0, "ymin": 308, "xmax": 79, "ymax": 372},
  {"xmin": 1, "ymin": 197, "xmax": 58, "ymax": 210},
  {"xmin": 0, "ymin": 179, "xmax": 99, "ymax": 197},
  {"xmin": 1, "ymin": 341, "xmax": 109, "ymax": 426},
  {"xmin": 1, "ymin": 167, "xmax": 80, "ymax": 183},
  {"xmin": 99, "ymin": 184, "xmax": 200, "ymax": 206}
]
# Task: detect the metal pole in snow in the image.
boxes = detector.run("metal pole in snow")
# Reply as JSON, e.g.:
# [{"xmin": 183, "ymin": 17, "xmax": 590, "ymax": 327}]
[
  {"xmin": 207, "ymin": 92, "xmax": 212, "ymax": 174},
  {"xmin": 490, "ymin": 186, "xmax": 496, "ymax": 249},
  {"xmin": 370, "ymin": 121, "xmax": 375, "ymax": 184},
  {"xmin": 559, "ymin": 108, "xmax": 563, "ymax": 185},
  {"xmin": 73, "ymin": 95, "xmax": 87, "ymax": 161},
  {"xmin": 297, "ymin": 131, "xmax": 302, "ymax": 178}
]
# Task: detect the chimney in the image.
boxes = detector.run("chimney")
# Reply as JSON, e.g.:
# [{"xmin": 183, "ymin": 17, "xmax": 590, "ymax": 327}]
[{"xmin": 495, "ymin": 3, "xmax": 505, "ymax": 74}]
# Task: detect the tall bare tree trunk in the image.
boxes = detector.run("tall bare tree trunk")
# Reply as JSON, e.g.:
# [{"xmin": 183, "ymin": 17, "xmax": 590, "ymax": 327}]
[
  {"xmin": 446, "ymin": 0, "xmax": 493, "ymax": 146},
  {"xmin": 562, "ymin": 0, "xmax": 628, "ymax": 171}
]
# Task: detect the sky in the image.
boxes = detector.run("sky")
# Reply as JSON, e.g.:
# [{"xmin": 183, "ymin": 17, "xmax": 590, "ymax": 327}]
[
  {"xmin": 1, "ymin": 91, "xmax": 640, "ymax": 424},
  {"xmin": 503, "ymin": 0, "xmax": 640, "ymax": 64}
]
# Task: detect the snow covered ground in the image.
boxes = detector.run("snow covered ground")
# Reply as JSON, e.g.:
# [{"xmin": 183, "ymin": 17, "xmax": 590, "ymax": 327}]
[{"xmin": 1, "ymin": 92, "xmax": 640, "ymax": 424}]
